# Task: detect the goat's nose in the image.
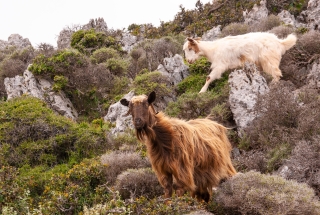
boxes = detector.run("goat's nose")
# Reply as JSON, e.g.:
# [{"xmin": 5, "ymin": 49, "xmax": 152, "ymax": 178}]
[{"xmin": 135, "ymin": 118, "xmax": 142, "ymax": 123}]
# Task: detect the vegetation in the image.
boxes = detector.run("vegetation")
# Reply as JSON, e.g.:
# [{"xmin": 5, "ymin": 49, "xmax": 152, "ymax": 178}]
[{"xmin": 1, "ymin": 0, "xmax": 320, "ymax": 214}]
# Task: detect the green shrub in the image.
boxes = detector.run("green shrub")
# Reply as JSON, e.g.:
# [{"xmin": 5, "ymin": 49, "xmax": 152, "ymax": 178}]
[
  {"xmin": 132, "ymin": 71, "xmax": 173, "ymax": 98},
  {"xmin": 52, "ymin": 75, "xmax": 68, "ymax": 91},
  {"xmin": 187, "ymin": 57, "xmax": 211, "ymax": 75},
  {"xmin": 166, "ymin": 74, "xmax": 229, "ymax": 120},
  {"xmin": 90, "ymin": 47, "xmax": 120, "ymax": 64},
  {"xmin": 212, "ymin": 171, "xmax": 320, "ymax": 215},
  {"xmin": 71, "ymin": 29, "xmax": 122, "ymax": 54},
  {"xmin": 105, "ymin": 57, "xmax": 128, "ymax": 76},
  {"xmin": 0, "ymin": 96, "xmax": 109, "ymax": 168}
]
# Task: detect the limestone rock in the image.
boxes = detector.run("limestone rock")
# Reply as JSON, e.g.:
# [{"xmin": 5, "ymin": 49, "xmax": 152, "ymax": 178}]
[
  {"xmin": 303, "ymin": 0, "xmax": 320, "ymax": 30},
  {"xmin": 277, "ymin": 10, "xmax": 306, "ymax": 28},
  {"xmin": 0, "ymin": 34, "xmax": 32, "ymax": 50},
  {"xmin": 201, "ymin": 25, "xmax": 221, "ymax": 41},
  {"xmin": 104, "ymin": 91, "xmax": 135, "ymax": 135},
  {"xmin": 157, "ymin": 54, "xmax": 189, "ymax": 85},
  {"xmin": 243, "ymin": 0, "xmax": 268, "ymax": 25},
  {"xmin": 121, "ymin": 31, "xmax": 140, "ymax": 53},
  {"xmin": 228, "ymin": 63, "xmax": 269, "ymax": 134},
  {"xmin": 4, "ymin": 68, "xmax": 78, "ymax": 120}
]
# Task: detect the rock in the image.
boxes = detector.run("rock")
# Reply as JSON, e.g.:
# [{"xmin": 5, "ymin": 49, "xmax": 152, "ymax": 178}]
[
  {"xmin": 104, "ymin": 91, "xmax": 135, "ymax": 135},
  {"xmin": 243, "ymin": 0, "xmax": 268, "ymax": 25},
  {"xmin": 305, "ymin": 60, "xmax": 320, "ymax": 88},
  {"xmin": 228, "ymin": 63, "xmax": 269, "ymax": 134},
  {"xmin": 277, "ymin": 10, "xmax": 306, "ymax": 28},
  {"xmin": 82, "ymin": 18, "xmax": 108, "ymax": 32},
  {"xmin": 121, "ymin": 31, "xmax": 140, "ymax": 53},
  {"xmin": 303, "ymin": 0, "xmax": 320, "ymax": 30},
  {"xmin": 0, "ymin": 34, "xmax": 32, "ymax": 50},
  {"xmin": 4, "ymin": 68, "xmax": 78, "ymax": 120},
  {"xmin": 57, "ymin": 28, "xmax": 74, "ymax": 49},
  {"xmin": 201, "ymin": 25, "xmax": 221, "ymax": 41},
  {"xmin": 157, "ymin": 54, "xmax": 189, "ymax": 85}
]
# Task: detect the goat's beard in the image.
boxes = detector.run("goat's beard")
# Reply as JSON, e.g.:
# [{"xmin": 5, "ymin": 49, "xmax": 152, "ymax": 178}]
[{"xmin": 136, "ymin": 125, "xmax": 155, "ymax": 142}]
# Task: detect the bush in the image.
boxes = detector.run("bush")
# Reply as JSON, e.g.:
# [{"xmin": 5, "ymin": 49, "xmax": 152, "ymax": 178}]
[
  {"xmin": 100, "ymin": 151, "xmax": 150, "ymax": 185},
  {"xmin": 83, "ymin": 194, "xmax": 204, "ymax": 215},
  {"xmin": 269, "ymin": 25, "xmax": 295, "ymax": 38},
  {"xmin": 280, "ymin": 30, "xmax": 320, "ymax": 87},
  {"xmin": 166, "ymin": 74, "xmax": 230, "ymax": 120},
  {"xmin": 280, "ymin": 138, "xmax": 320, "ymax": 196},
  {"xmin": 242, "ymin": 81, "xmax": 300, "ymax": 150},
  {"xmin": 250, "ymin": 14, "xmax": 281, "ymax": 32},
  {"xmin": 220, "ymin": 23, "xmax": 249, "ymax": 37},
  {"xmin": 90, "ymin": 47, "xmax": 120, "ymax": 64},
  {"xmin": 71, "ymin": 29, "xmax": 122, "ymax": 54},
  {"xmin": 132, "ymin": 71, "xmax": 174, "ymax": 99},
  {"xmin": 115, "ymin": 168, "xmax": 163, "ymax": 199},
  {"xmin": 0, "ymin": 96, "xmax": 109, "ymax": 167},
  {"xmin": 105, "ymin": 57, "xmax": 128, "ymax": 76},
  {"xmin": 212, "ymin": 171, "xmax": 320, "ymax": 215}
]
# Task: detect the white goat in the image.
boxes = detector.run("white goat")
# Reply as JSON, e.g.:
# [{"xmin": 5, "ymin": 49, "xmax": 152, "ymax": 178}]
[{"xmin": 183, "ymin": 32, "xmax": 297, "ymax": 93}]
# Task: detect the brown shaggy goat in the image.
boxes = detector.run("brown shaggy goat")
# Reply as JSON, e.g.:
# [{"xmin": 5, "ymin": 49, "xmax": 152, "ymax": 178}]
[{"xmin": 120, "ymin": 91, "xmax": 237, "ymax": 202}]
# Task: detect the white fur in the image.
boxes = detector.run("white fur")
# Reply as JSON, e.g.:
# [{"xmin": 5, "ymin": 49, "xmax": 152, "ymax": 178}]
[{"xmin": 183, "ymin": 32, "xmax": 297, "ymax": 93}]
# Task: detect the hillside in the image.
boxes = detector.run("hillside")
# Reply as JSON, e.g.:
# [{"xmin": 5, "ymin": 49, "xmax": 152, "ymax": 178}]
[{"xmin": 1, "ymin": 0, "xmax": 320, "ymax": 214}]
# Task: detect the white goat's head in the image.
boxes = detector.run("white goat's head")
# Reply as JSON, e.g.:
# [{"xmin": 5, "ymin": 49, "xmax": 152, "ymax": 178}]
[{"xmin": 183, "ymin": 37, "xmax": 201, "ymax": 64}]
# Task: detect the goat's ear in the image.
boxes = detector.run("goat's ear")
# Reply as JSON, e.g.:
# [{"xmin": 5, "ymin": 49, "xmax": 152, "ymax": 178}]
[
  {"xmin": 187, "ymin": 37, "xmax": 194, "ymax": 43},
  {"xmin": 148, "ymin": 91, "xmax": 156, "ymax": 104},
  {"xmin": 120, "ymin": 98, "xmax": 129, "ymax": 107}
]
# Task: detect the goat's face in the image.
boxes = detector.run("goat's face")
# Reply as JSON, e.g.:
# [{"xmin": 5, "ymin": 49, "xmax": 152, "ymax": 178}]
[
  {"xmin": 120, "ymin": 92, "xmax": 156, "ymax": 130},
  {"xmin": 183, "ymin": 38, "xmax": 201, "ymax": 64}
]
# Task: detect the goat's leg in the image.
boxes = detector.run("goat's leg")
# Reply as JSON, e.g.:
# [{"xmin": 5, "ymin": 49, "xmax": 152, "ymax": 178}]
[
  {"xmin": 199, "ymin": 66, "xmax": 226, "ymax": 93},
  {"xmin": 173, "ymin": 181, "xmax": 186, "ymax": 197},
  {"xmin": 160, "ymin": 173, "xmax": 173, "ymax": 198}
]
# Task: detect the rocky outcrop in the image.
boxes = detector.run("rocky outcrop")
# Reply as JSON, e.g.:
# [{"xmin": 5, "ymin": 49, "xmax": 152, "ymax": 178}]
[
  {"xmin": 243, "ymin": 0, "xmax": 268, "ymax": 25},
  {"xmin": 104, "ymin": 91, "xmax": 135, "ymax": 135},
  {"xmin": 57, "ymin": 28, "xmax": 74, "ymax": 49},
  {"xmin": 277, "ymin": 10, "xmax": 306, "ymax": 28},
  {"xmin": 157, "ymin": 54, "xmax": 189, "ymax": 85},
  {"xmin": 228, "ymin": 63, "xmax": 269, "ymax": 134},
  {"xmin": 4, "ymin": 68, "xmax": 78, "ymax": 120},
  {"xmin": 121, "ymin": 31, "xmax": 140, "ymax": 53},
  {"xmin": 300, "ymin": 0, "xmax": 320, "ymax": 30},
  {"xmin": 0, "ymin": 34, "xmax": 32, "ymax": 50},
  {"xmin": 201, "ymin": 25, "xmax": 221, "ymax": 41}
]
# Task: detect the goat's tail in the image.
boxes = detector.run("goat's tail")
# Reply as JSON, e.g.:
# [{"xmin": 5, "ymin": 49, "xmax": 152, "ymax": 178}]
[{"xmin": 281, "ymin": 34, "xmax": 297, "ymax": 51}]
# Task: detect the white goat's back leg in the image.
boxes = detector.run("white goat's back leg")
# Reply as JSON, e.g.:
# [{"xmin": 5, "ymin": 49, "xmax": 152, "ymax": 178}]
[
  {"xmin": 199, "ymin": 66, "xmax": 226, "ymax": 93},
  {"xmin": 259, "ymin": 55, "xmax": 282, "ymax": 82}
]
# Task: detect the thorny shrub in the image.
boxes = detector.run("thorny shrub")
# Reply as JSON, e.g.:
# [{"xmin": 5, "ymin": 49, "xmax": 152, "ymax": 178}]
[
  {"xmin": 100, "ymin": 151, "xmax": 150, "ymax": 185},
  {"xmin": 281, "ymin": 30, "xmax": 320, "ymax": 87},
  {"xmin": 115, "ymin": 168, "xmax": 163, "ymax": 200},
  {"xmin": 212, "ymin": 171, "xmax": 320, "ymax": 215}
]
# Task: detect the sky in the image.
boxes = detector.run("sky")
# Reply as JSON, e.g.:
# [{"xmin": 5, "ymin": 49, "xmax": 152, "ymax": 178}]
[{"xmin": 0, "ymin": 0, "xmax": 211, "ymax": 47}]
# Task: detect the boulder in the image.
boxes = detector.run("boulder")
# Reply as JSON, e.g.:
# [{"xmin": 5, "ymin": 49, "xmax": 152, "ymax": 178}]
[
  {"xmin": 243, "ymin": 0, "xmax": 268, "ymax": 25},
  {"xmin": 301, "ymin": 0, "xmax": 320, "ymax": 30},
  {"xmin": 228, "ymin": 63, "xmax": 269, "ymax": 134},
  {"xmin": 4, "ymin": 68, "xmax": 78, "ymax": 120},
  {"xmin": 201, "ymin": 25, "xmax": 221, "ymax": 41},
  {"xmin": 0, "ymin": 34, "xmax": 32, "ymax": 50},
  {"xmin": 157, "ymin": 54, "xmax": 189, "ymax": 85},
  {"xmin": 277, "ymin": 10, "xmax": 306, "ymax": 28},
  {"xmin": 104, "ymin": 91, "xmax": 135, "ymax": 135}
]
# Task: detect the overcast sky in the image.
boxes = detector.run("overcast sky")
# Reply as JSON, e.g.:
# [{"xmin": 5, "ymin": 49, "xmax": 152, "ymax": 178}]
[{"xmin": 0, "ymin": 0, "xmax": 211, "ymax": 47}]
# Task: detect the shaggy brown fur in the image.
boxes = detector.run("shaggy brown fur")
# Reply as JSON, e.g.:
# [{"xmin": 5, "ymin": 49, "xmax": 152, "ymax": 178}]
[{"xmin": 120, "ymin": 91, "xmax": 237, "ymax": 202}]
